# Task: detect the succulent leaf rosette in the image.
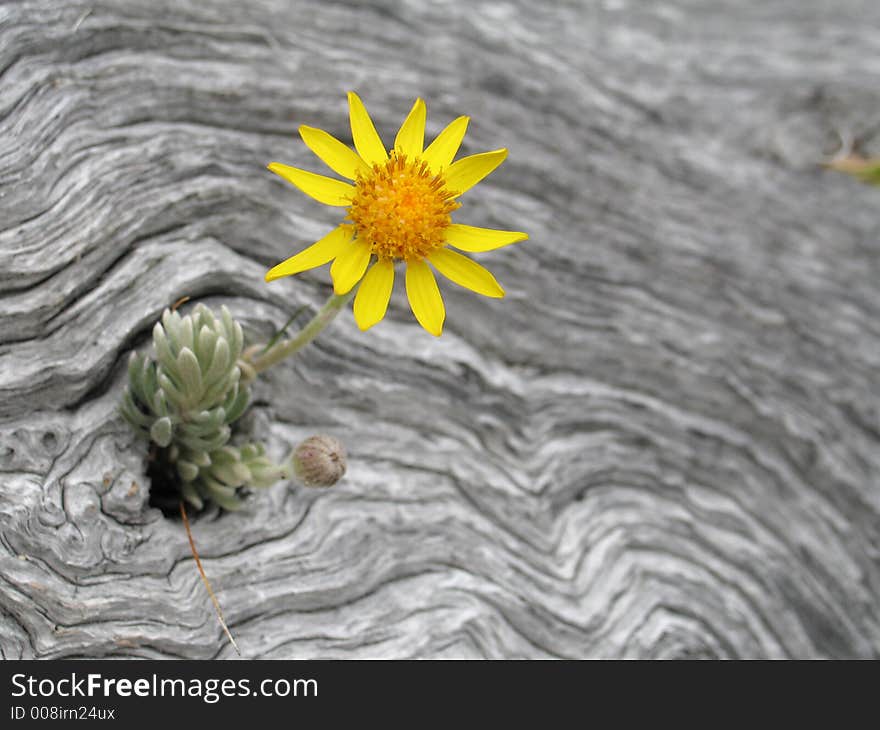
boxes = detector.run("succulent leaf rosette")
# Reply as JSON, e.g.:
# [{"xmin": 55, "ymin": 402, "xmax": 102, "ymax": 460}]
[{"xmin": 121, "ymin": 304, "xmax": 284, "ymax": 510}]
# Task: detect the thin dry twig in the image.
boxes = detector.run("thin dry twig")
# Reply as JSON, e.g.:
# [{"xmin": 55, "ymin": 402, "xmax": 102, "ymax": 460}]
[
  {"xmin": 171, "ymin": 295, "xmax": 190, "ymax": 312},
  {"xmin": 179, "ymin": 501, "xmax": 241, "ymax": 656}
]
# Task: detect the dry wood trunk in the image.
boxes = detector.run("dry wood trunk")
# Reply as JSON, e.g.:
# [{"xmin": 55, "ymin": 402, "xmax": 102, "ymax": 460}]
[{"xmin": 1, "ymin": 0, "xmax": 878, "ymax": 658}]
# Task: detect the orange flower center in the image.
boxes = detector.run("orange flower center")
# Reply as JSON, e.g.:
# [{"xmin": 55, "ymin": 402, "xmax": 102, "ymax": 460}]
[{"xmin": 347, "ymin": 153, "xmax": 460, "ymax": 261}]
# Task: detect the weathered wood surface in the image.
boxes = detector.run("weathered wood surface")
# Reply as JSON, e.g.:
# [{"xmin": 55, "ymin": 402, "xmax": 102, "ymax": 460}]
[{"xmin": 1, "ymin": 0, "xmax": 879, "ymax": 659}]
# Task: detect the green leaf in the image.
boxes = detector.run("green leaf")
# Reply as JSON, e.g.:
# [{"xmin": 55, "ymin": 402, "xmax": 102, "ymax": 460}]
[
  {"xmin": 180, "ymin": 481, "xmax": 204, "ymax": 510},
  {"xmin": 210, "ymin": 460, "xmax": 250, "ymax": 488},
  {"xmin": 177, "ymin": 424, "xmax": 231, "ymax": 453},
  {"xmin": 153, "ymin": 323, "xmax": 177, "ymax": 374},
  {"xmin": 239, "ymin": 443, "xmax": 261, "ymax": 460},
  {"xmin": 203, "ymin": 338, "xmax": 231, "ymax": 390},
  {"xmin": 210, "ymin": 446, "xmax": 240, "ymax": 465},
  {"xmin": 150, "ymin": 416, "xmax": 174, "ymax": 447},
  {"xmin": 161, "ymin": 309, "xmax": 180, "ymax": 343},
  {"xmin": 220, "ymin": 306, "xmax": 243, "ymax": 360},
  {"xmin": 157, "ymin": 371, "xmax": 188, "ymax": 409},
  {"xmin": 186, "ymin": 449, "xmax": 212, "ymax": 468},
  {"xmin": 247, "ymin": 457, "xmax": 284, "ymax": 488},
  {"xmin": 193, "ymin": 304, "xmax": 215, "ymax": 333},
  {"xmin": 152, "ymin": 389, "xmax": 169, "ymax": 417},
  {"xmin": 202, "ymin": 478, "xmax": 245, "ymax": 511},
  {"xmin": 127, "ymin": 353, "xmax": 147, "ymax": 405},
  {"xmin": 176, "ymin": 459, "xmax": 200, "ymax": 482},
  {"xmin": 178, "ymin": 314, "xmax": 195, "ymax": 351},
  {"xmin": 141, "ymin": 357, "xmax": 159, "ymax": 405},
  {"xmin": 201, "ymin": 366, "xmax": 239, "ymax": 407},
  {"xmin": 176, "ymin": 347, "xmax": 204, "ymax": 403},
  {"xmin": 223, "ymin": 387, "xmax": 249, "ymax": 424},
  {"xmin": 120, "ymin": 389, "xmax": 153, "ymax": 428},
  {"xmin": 179, "ymin": 408, "xmax": 226, "ymax": 438},
  {"xmin": 195, "ymin": 325, "xmax": 218, "ymax": 370}
]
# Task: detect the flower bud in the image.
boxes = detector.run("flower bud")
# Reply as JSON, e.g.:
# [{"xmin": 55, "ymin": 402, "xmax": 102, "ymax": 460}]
[{"xmin": 292, "ymin": 435, "xmax": 346, "ymax": 487}]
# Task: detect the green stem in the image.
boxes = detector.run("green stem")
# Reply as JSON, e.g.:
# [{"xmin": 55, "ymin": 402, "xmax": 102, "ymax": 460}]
[{"xmin": 246, "ymin": 291, "xmax": 353, "ymax": 375}]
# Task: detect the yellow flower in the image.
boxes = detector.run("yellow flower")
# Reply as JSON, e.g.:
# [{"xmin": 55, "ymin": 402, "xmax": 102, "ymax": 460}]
[{"xmin": 265, "ymin": 93, "xmax": 528, "ymax": 336}]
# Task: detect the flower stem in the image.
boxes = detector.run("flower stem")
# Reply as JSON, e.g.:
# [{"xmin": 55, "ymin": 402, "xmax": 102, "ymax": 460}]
[{"xmin": 246, "ymin": 291, "xmax": 353, "ymax": 375}]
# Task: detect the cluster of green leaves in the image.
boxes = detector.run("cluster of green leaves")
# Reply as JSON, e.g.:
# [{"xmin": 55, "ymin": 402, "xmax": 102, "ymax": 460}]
[{"xmin": 120, "ymin": 304, "xmax": 284, "ymax": 509}]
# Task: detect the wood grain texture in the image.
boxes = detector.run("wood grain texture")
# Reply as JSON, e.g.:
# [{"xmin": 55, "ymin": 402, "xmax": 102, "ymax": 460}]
[{"xmin": 1, "ymin": 0, "xmax": 879, "ymax": 659}]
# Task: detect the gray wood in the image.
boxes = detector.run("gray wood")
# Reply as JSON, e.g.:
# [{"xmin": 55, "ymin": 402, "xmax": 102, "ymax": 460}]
[{"xmin": 1, "ymin": 0, "xmax": 878, "ymax": 659}]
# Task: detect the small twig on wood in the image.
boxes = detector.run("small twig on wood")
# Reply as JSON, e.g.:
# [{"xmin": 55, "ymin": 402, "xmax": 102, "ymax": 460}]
[
  {"xmin": 171, "ymin": 296, "xmax": 190, "ymax": 312},
  {"xmin": 179, "ymin": 501, "xmax": 241, "ymax": 656}
]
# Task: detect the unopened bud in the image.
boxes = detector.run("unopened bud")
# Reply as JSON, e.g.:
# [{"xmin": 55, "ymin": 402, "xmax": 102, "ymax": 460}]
[{"xmin": 292, "ymin": 435, "xmax": 347, "ymax": 487}]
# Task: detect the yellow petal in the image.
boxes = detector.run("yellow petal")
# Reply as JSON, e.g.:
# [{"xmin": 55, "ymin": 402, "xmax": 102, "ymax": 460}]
[
  {"xmin": 428, "ymin": 247, "xmax": 504, "ymax": 298},
  {"xmin": 330, "ymin": 238, "xmax": 372, "ymax": 294},
  {"xmin": 299, "ymin": 125, "xmax": 370, "ymax": 180},
  {"xmin": 353, "ymin": 258, "xmax": 395, "ymax": 331},
  {"xmin": 445, "ymin": 223, "xmax": 529, "ymax": 252},
  {"xmin": 267, "ymin": 162, "xmax": 354, "ymax": 206},
  {"xmin": 405, "ymin": 260, "xmax": 445, "ymax": 336},
  {"xmin": 348, "ymin": 91, "xmax": 388, "ymax": 166},
  {"xmin": 265, "ymin": 226, "xmax": 353, "ymax": 282},
  {"xmin": 394, "ymin": 98, "xmax": 426, "ymax": 159},
  {"xmin": 422, "ymin": 116, "xmax": 469, "ymax": 172},
  {"xmin": 443, "ymin": 148, "xmax": 508, "ymax": 196}
]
